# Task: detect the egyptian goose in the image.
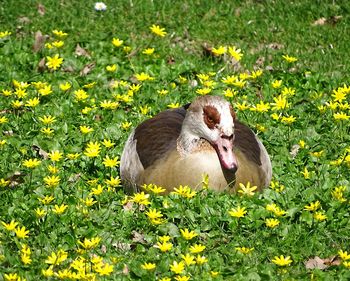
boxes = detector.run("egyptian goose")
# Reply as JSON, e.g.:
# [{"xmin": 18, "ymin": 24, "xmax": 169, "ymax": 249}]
[{"xmin": 120, "ymin": 95, "xmax": 272, "ymax": 193}]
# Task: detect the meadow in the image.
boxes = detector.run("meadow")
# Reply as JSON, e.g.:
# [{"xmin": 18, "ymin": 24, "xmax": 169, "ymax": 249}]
[{"xmin": 1, "ymin": 0, "xmax": 350, "ymax": 280}]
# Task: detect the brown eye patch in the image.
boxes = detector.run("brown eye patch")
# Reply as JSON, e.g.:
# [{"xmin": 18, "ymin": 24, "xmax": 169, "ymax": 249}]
[{"xmin": 203, "ymin": 105, "xmax": 220, "ymax": 129}]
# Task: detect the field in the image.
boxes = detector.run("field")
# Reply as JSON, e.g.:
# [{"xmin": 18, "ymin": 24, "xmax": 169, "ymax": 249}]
[{"xmin": 1, "ymin": 0, "xmax": 350, "ymax": 280}]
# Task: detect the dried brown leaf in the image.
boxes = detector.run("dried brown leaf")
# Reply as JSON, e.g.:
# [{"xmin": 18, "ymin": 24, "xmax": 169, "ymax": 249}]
[
  {"xmin": 305, "ymin": 256, "xmax": 341, "ymax": 270},
  {"xmin": 68, "ymin": 173, "xmax": 81, "ymax": 183},
  {"xmin": 37, "ymin": 3, "xmax": 46, "ymax": 16},
  {"xmin": 33, "ymin": 31, "xmax": 47, "ymax": 53},
  {"xmin": 75, "ymin": 44, "xmax": 91, "ymax": 58},
  {"xmin": 290, "ymin": 144, "xmax": 300, "ymax": 158},
  {"xmin": 123, "ymin": 201, "xmax": 133, "ymax": 211},
  {"xmin": 112, "ymin": 241, "xmax": 131, "ymax": 251},
  {"xmin": 18, "ymin": 17, "xmax": 31, "ymax": 24},
  {"xmin": 80, "ymin": 62, "xmax": 95, "ymax": 76},
  {"xmin": 122, "ymin": 264, "xmax": 129, "ymax": 275},
  {"xmin": 6, "ymin": 171, "xmax": 25, "ymax": 187},
  {"xmin": 32, "ymin": 145, "xmax": 48, "ymax": 159},
  {"xmin": 131, "ymin": 231, "xmax": 146, "ymax": 244},
  {"xmin": 37, "ymin": 57, "xmax": 46, "ymax": 72},
  {"xmin": 100, "ymin": 245, "xmax": 107, "ymax": 254},
  {"xmin": 312, "ymin": 17, "xmax": 327, "ymax": 26}
]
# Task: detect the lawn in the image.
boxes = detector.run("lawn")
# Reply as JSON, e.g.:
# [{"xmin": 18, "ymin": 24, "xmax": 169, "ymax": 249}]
[{"xmin": 1, "ymin": 0, "xmax": 350, "ymax": 280}]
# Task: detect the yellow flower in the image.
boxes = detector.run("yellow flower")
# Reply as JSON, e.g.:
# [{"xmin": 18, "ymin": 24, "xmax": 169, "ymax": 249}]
[
  {"xmin": 41, "ymin": 127, "xmax": 54, "ymax": 135},
  {"xmin": 141, "ymin": 262, "xmax": 156, "ymax": 270},
  {"xmin": 1, "ymin": 220, "xmax": 19, "ymax": 231},
  {"xmin": 102, "ymin": 139, "xmax": 115, "ymax": 148},
  {"xmin": 157, "ymin": 89, "xmax": 169, "ymax": 96},
  {"xmin": 52, "ymin": 40, "xmax": 64, "ymax": 48},
  {"xmin": 223, "ymin": 88, "xmax": 237, "ymax": 98},
  {"xmin": 34, "ymin": 208, "xmax": 46, "ymax": 218},
  {"xmin": 174, "ymin": 276, "xmax": 190, "ymax": 281},
  {"xmin": 2, "ymin": 89, "xmax": 12, "ymax": 96},
  {"xmin": 12, "ymin": 100, "xmax": 23, "ymax": 108},
  {"xmin": 251, "ymin": 70, "xmax": 263, "ymax": 79},
  {"xmin": 150, "ymin": 24, "xmax": 167, "ymax": 37},
  {"xmin": 23, "ymin": 158, "xmax": 41, "ymax": 168},
  {"xmin": 38, "ymin": 195, "xmax": 55, "ymax": 205},
  {"xmin": 84, "ymin": 141, "xmax": 101, "ymax": 158},
  {"xmin": 145, "ymin": 208, "xmax": 163, "ymax": 220},
  {"xmin": 0, "ymin": 178, "xmax": 10, "ymax": 187},
  {"xmin": 265, "ymin": 218, "xmax": 280, "ymax": 228},
  {"xmin": 180, "ymin": 228, "xmax": 198, "ymax": 240},
  {"xmin": 271, "ymin": 80, "xmax": 282, "ymax": 88},
  {"xmin": 121, "ymin": 121, "xmax": 132, "ymax": 130},
  {"xmin": 156, "ymin": 241, "xmax": 173, "ymax": 252},
  {"xmin": 46, "ymin": 54, "xmax": 63, "ymax": 70},
  {"xmin": 304, "ymin": 201, "xmax": 321, "ymax": 211},
  {"xmin": 235, "ymin": 247, "xmax": 254, "ymax": 254},
  {"xmin": 38, "ymin": 85, "xmax": 53, "ymax": 96},
  {"xmin": 196, "ymin": 87, "xmax": 212, "ymax": 95},
  {"xmin": 74, "ymin": 89, "xmax": 89, "ymax": 101},
  {"xmin": 196, "ymin": 255, "xmax": 208, "ymax": 265},
  {"xmin": 301, "ymin": 167, "xmax": 310, "ymax": 179},
  {"xmin": 102, "ymin": 155, "xmax": 120, "ymax": 168},
  {"xmin": 281, "ymin": 115, "xmax": 296, "ymax": 124},
  {"xmin": 44, "ymin": 175, "xmax": 60, "ymax": 187},
  {"xmin": 189, "ymin": 244, "xmax": 206, "ymax": 254},
  {"xmin": 4, "ymin": 273, "xmax": 21, "ymax": 281},
  {"xmin": 181, "ymin": 253, "xmax": 196, "ymax": 266},
  {"xmin": 250, "ymin": 101, "xmax": 270, "ymax": 113},
  {"xmin": 272, "ymin": 255, "xmax": 293, "ymax": 266},
  {"xmin": 48, "ymin": 150, "xmax": 63, "ymax": 162},
  {"xmin": 112, "ymin": 37, "xmax": 123, "ymax": 47},
  {"xmin": 271, "ymin": 94, "xmax": 289, "ymax": 111},
  {"xmin": 90, "ymin": 185, "xmax": 104, "ymax": 196},
  {"xmin": 281, "ymin": 87, "xmax": 296, "ymax": 96},
  {"xmin": 52, "ymin": 204, "xmax": 68, "ymax": 215},
  {"xmin": 25, "ymin": 97, "xmax": 40, "ymax": 107},
  {"xmin": 105, "ymin": 176, "xmax": 121, "ymax": 187},
  {"xmin": 168, "ymin": 102, "xmax": 180, "ymax": 108},
  {"xmin": 210, "ymin": 271, "xmax": 220, "ymax": 277},
  {"xmin": 130, "ymin": 192, "xmax": 150, "ymax": 205},
  {"xmin": 142, "ymin": 48, "xmax": 155, "ymax": 55},
  {"xmin": 0, "ymin": 31, "xmax": 11, "ymax": 38},
  {"xmin": 14, "ymin": 226, "xmax": 30, "ymax": 239},
  {"xmin": 45, "ymin": 249, "xmax": 68, "ymax": 265},
  {"xmin": 313, "ymin": 211, "xmax": 327, "ymax": 221},
  {"xmin": 170, "ymin": 260, "xmax": 185, "ymax": 274},
  {"xmin": 82, "ymin": 197, "xmax": 97, "ymax": 207},
  {"xmin": 212, "ymin": 46, "xmax": 227, "ymax": 56},
  {"xmin": 59, "ymin": 82, "xmax": 71, "ymax": 91},
  {"xmin": 52, "ymin": 30, "xmax": 68, "ymax": 38},
  {"xmin": 266, "ymin": 203, "xmax": 286, "ymax": 216},
  {"xmin": 238, "ymin": 182, "xmax": 257, "ymax": 196},
  {"xmin": 94, "ymin": 262, "xmax": 114, "ymax": 276},
  {"xmin": 67, "ymin": 153, "xmax": 80, "ymax": 160},
  {"xmin": 228, "ymin": 46, "xmax": 243, "ymax": 61},
  {"xmin": 333, "ymin": 112, "xmax": 350, "ymax": 121},
  {"xmin": 106, "ymin": 64, "xmax": 117, "ymax": 72},
  {"xmin": 282, "ymin": 54, "xmax": 298, "ymax": 63},
  {"xmin": 80, "ymin": 125, "xmax": 94, "ymax": 134},
  {"xmin": 78, "ymin": 237, "xmax": 101, "ymax": 250},
  {"xmin": 339, "ymin": 250, "xmax": 350, "ymax": 260},
  {"xmin": 228, "ymin": 206, "xmax": 247, "ymax": 218},
  {"xmin": 332, "ymin": 186, "xmax": 347, "ymax": 203},
  {"xmin": 172, "ymin": 185, "xmax": 197, "ymax": 198},
  {"xmin": 39, "ymin": 115, "xmax": 56, "ymax": 125},
  {"xmin": 135, "ymin": 72, "xmax": 154, "ymax": 82}
]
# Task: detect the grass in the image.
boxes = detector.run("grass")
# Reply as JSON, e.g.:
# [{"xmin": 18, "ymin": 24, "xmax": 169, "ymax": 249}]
[{"xmin": 0, "ymin": 0, "xmax": 350, "ymax": 280}]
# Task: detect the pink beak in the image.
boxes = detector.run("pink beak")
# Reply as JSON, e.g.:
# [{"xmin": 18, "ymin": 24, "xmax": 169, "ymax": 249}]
[{"xmin": 213, "ymin": 136, "xmax": 238, "ymax": 172}]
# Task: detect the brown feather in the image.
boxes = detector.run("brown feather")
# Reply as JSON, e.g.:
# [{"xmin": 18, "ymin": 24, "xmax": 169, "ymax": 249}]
[{"xmin": 134, "ymin": 108, "xmax": 186, "ymax": 169}]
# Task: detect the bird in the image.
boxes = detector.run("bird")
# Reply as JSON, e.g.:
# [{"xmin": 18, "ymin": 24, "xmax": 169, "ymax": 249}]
[{"xmin": 120, "ymin": 95, "xmax": 272, "ymax": 194}]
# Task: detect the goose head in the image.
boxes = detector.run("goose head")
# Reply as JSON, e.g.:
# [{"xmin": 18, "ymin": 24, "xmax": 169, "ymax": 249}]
[{"xmin": 179, "ymin": 95, "xmax": 238, "ymax": 172}]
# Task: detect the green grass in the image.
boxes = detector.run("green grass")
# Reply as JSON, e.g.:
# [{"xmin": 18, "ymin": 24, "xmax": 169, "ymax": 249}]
[{"xmin": 1, "ymin": 0, "xmax": 350, "ymax": 280}]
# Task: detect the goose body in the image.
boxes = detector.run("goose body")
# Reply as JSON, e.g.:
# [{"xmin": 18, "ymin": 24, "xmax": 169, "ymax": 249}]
[{"xmin": 120, "ymin": 96, "xmax": 272, "ymax": 193}]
